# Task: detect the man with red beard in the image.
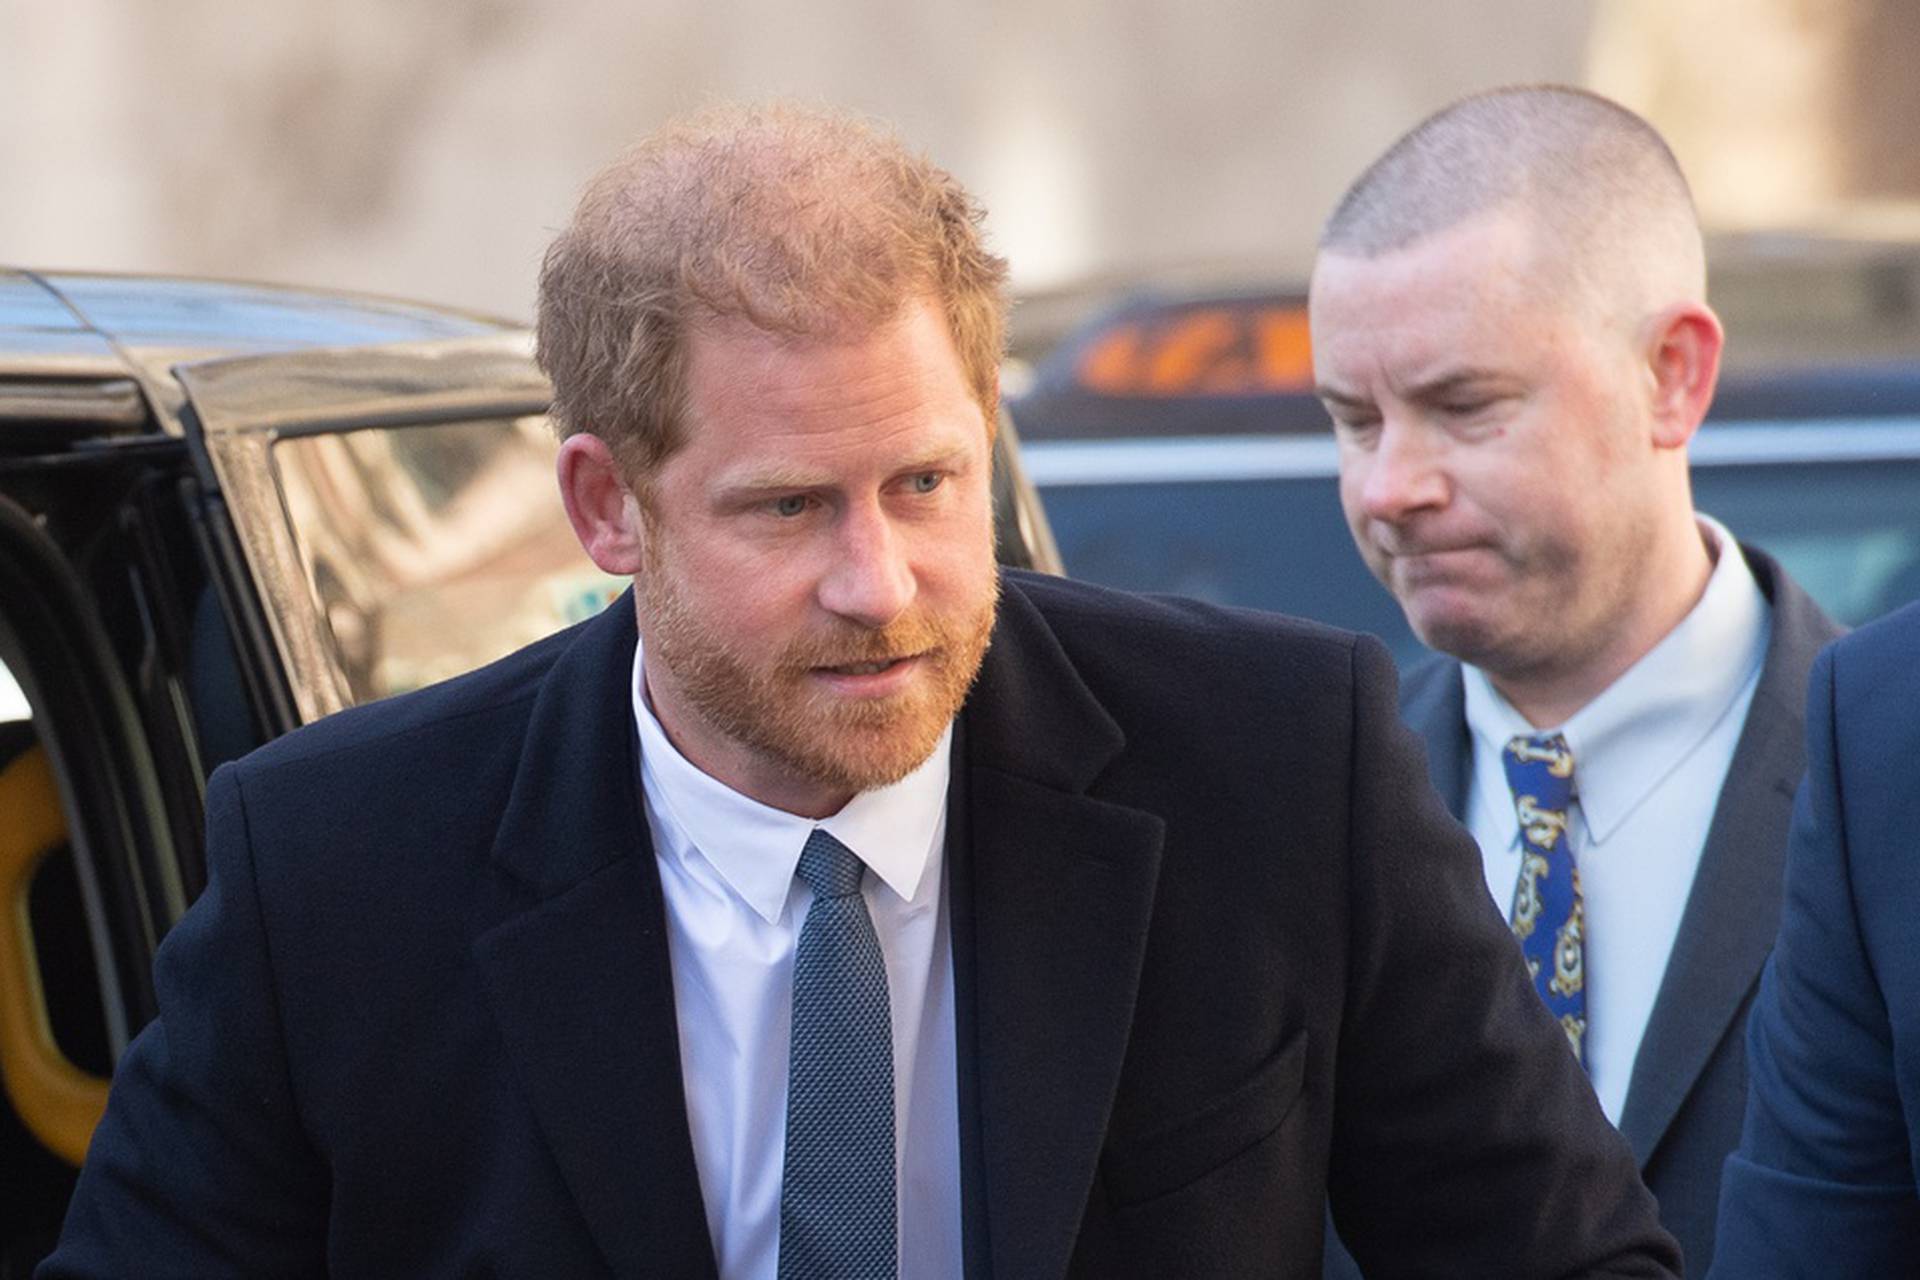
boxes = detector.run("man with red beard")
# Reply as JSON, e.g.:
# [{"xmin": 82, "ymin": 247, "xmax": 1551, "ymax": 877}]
[{"xmin": 46, "ymin": 106, "xmax": 1676, "ymax": 1278}]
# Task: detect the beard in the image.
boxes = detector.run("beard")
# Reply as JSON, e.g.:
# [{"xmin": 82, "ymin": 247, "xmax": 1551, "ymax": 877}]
[{"xmin": 640, "ymin": 559, "xmax": 999, "ymax": 797}]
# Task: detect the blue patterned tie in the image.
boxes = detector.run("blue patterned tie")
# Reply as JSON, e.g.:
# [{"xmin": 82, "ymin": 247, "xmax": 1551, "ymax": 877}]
[
  {"xmin": 777, "ymin": 830, "xmax": 897, "ymax": 1279},
  {"xmin": 1501, "ymin": 733, "xmax": 1587, "ymax": 1068}
]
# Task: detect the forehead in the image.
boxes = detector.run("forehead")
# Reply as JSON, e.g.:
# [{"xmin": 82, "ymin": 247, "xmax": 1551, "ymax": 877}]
[
  {"xmin": 673, "ymin": 300, "xmax": 986, "ymax": 476},
  {"xmin": 1309, "ymin": 210, "xmax": 1574, "ymax": 370},
  {"xmin": 687, "ymin": 302, "xmax": 967, "ymax": 407}
]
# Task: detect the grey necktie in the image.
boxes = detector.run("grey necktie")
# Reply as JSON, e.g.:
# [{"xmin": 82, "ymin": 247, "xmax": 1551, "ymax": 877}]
[{"xmin": 777, "ymin": 830, "xmax": 897, "ymax": 1279}]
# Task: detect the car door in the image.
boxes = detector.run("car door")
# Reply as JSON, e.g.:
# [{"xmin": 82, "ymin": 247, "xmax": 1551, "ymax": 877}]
[{"xmin": 0, "ymin": 373, "xmax": 215, "ymax": 1265}]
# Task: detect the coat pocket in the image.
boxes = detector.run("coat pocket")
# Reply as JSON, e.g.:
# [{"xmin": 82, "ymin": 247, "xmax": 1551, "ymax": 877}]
[{"xmin": 1101, "ymin": 1027, "xmax": 1309, "ymax": 1207}]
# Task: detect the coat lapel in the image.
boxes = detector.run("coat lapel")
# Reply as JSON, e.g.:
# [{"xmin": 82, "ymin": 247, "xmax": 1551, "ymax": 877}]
[
  {"xmin": 951, "ymin": 582, "xmax": 1166, "ymax": 1280},
  {"xmin": 471, "ymin": 597, "xmax": 718, "ymax": 1279},
  {"xmin": 1617, "ymin": 547, "xmax": 1843, "ymax": 1163},
  {"xmin": 1397, "ymin": 654, "xmax": 1472, "ymax": 817}
]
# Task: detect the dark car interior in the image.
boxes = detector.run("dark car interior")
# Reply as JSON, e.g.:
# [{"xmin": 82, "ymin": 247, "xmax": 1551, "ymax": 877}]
[{"xmin": 0, "ymin": 415, "xmax": 265, "ymax": 1274}]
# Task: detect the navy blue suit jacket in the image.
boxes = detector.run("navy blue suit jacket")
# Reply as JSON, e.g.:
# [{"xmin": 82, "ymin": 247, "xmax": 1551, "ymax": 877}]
[
  {"xmin": 1327, "ymin": 544, "xmax": 1839, "ymax": 1278},
  {"xmin": 1709, "ymin": 599, "xmax": 1920, "ymax": 1277},
  {"xmin": 44, "ymin": 573, "xmax": 1676, "ymax": 1278}
]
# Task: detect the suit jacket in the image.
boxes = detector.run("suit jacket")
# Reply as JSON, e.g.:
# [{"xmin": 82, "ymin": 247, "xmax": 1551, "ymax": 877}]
[
  {"xmin": 1708, "ymin": 599, "xmax": 1920, "ymax": 1278},
  {"xmin": 1373, "ymin": 545, "xmax": 1837, "ymax": 1274},
  {"xmin": 44, "ymin": 572, "xmax": 1678, "ymax": 1279}
]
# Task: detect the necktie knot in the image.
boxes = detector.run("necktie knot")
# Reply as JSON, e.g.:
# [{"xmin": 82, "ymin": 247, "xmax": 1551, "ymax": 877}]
[
  {"xmin": 1502, "ymin": 732, "xmax": 1576, "ymax": 813},
  {"xmin": 798, "ymin": 829, "xmax": 866, "ymax": 899}
]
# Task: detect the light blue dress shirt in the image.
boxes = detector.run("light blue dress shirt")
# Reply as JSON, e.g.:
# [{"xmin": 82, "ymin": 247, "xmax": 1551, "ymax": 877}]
[{"xmin": 1463, "ymin": 515, "xmax": 1771, "ymax": 1123}]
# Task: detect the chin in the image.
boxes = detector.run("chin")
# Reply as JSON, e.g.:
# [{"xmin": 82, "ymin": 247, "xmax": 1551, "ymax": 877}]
[
  {"xmin": 1405, "ymin": 603, "xmax": 1507, "ymax": 667},
  {"xmin": 786, "ymin": 714, "xmax": 949, "ymax": 794}
]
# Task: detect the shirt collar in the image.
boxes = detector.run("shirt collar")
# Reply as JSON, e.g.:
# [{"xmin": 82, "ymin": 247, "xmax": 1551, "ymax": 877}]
[
  {"xmin": 630, "ymin": 636, "xmax": 951, "ymax": 924},
  {"xmin": 1463, "ymin": 515, "xmax": 1771, "ymax": 843}
]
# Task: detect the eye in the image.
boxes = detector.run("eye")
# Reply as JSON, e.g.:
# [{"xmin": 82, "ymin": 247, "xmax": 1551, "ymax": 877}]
[
  {"xmin": 907, "ymin": 471, "xmax": 943, "ymax": 495},
  {"xmin": 1328, "ymin": 412, "xmax": 1381, "ymax": 444},
  {"xmin": 771, "ymin": 494, "xmax": 811, "ymax": 518}
]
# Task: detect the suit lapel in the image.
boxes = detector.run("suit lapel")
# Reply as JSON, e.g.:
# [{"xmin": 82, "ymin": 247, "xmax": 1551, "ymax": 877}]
[
  {"xmin": 1617, "ymin": 548, "xmax": 1843, "ymax": 1163},
  {"xmin": 952, "ymin": 582, "xmax": 1166, "ymax": 1280},
  {"xmin": 472, "ymin": 597, "xmax": 718, "ymax": 1279},
  {"xmin": 1398, "ymin": 655, "xmax": 1472, "ymax": 817}
]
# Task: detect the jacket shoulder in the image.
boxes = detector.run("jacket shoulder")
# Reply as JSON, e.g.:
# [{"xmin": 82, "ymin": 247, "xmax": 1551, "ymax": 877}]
[
  {"xmin": 1739, "ymin": 542, "xmax": 1844, "ymax": 654},
  {"xmin": 996, "ymin": 572, "xmax": 1401, "ymax": 780},
  {"xmin": 233, "ymin": 615, "xmax": 585, "ymax": 780},
  {"xmin": 1005, "ymin": 570, "xmax": 1368, "ymax": 672},
  {"xmin": 1827, "ymin": 598, "xmax": 1920, "ymax": 748}
]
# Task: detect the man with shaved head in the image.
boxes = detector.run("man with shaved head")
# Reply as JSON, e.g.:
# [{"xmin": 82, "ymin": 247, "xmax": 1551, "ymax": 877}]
[
  {"xmin": 1312, "ymin": 85, "xmax": 1840, "ymax": 1274},
  {"xmin": 44, "ymin": 102, "xmax": 1683, "ymax": 1277}
]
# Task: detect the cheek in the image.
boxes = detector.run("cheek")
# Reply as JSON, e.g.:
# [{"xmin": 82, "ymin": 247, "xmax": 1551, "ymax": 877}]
[
  {"xmin": 659, "ymin": 538, "xmax": 813, "ymax": 633},
  {"xmin": 919, "ymin": 540, "xmax": 995, "ymax": 607},
  {"xmin": 921, "ymin": 491, "xmax": 997, "ymax": 574},
  {"xmin": 1335, "ymin": 463, "xmax": 1373, "ymax": 534}
]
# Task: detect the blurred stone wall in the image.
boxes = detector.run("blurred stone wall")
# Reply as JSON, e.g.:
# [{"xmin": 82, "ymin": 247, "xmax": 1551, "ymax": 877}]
[
  {"xmin": 1588, "ymin": 0, "xmax": 1920, "ymax": 236},
  {"xmin": 0, "ymin": 0, "xmax": 1591, "ymax": 320},
  {"xmin": 1, "ymin": 0, "xmax": 1912, "ymax": 329}
]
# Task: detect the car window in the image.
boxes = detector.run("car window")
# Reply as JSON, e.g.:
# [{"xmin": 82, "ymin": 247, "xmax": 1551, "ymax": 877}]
[
  {"xmin": 1034, "ymin": 458, "xmax": 1920, "ymax": 669},
  {"xmin": 269, "ymin": 415, "xmax": 625, "ymax": 705},
  {"xmin": 1036, "ymin": 472, "xmax": 1422, "ymax": 662},
  {"xmin": 1693, "ymin": 460, "xmax": 1920, "ymax": 624}
]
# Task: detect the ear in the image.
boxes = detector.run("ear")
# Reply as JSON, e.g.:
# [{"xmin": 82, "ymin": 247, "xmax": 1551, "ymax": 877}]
[
  {"xmin": 555, "ymin": 433, "xmax": 647, "ymax": 576},
  {"xmin": 1644, "ymin": 302, "xmax": 1724, "ymax": 451}
]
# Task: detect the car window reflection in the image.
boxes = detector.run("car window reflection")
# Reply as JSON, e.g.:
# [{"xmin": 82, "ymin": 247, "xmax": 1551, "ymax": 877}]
[{"xmin": 270, "ymin": 416, "xmax": 625, "ymax": 705}]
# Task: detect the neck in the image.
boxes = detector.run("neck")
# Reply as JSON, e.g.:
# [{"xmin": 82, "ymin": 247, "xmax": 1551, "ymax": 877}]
[
  {"xmin": 659, "ymin": 716, "xmax": 854, "ymax": 818},
  {"xmin": 1493, "ymin": 519, "xmax": 1717, "ymax": 729}
]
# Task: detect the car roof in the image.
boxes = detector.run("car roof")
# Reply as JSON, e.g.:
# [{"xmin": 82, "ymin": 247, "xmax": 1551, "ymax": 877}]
[
  {"xmin": 1006, "ymin": 235, "xmax": 1920, "ymax": 442},
  {"xmin": 1, "ymin": 269, "xmax": 513, "ymax": 366},
  {"xmin": 0, "ymin": 269, "xmax": 519, "ymax": 435}
]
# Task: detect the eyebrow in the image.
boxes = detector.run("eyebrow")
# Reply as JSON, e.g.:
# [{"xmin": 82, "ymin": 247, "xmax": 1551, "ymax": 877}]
[
  {"xmin": 1314, "ymin": 385, "xmax": 1370, "ymax": 409},
  {"xmin": 715, "ymin": 444, "xmax": 975, "ymax": 496},
  {"xmin": 1405, "ymin": 369, "xmax": 1509, "ymax": 400},
  {"xmin": 1315, "ymin": 369, "xmax": 1510, "ymax": 407}
]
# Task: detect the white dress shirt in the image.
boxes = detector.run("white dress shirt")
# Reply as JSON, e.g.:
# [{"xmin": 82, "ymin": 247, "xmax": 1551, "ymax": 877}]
[
  {"xmin": 631, "ymin": 639, "xmax": 962, "ymax": 1280},
  {"xmin": 1462, "ymin": 515, "xmax": 1771, "ymax": 1124}
]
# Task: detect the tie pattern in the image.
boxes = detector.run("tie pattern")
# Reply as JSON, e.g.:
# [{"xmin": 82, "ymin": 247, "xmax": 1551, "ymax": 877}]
[
  {"xmin": 1501, "ymin": 733, "xmax": 1587, "ymax": 1067},
  {"xmin": 778, "ymin": 830, "xmax": 897, "ymax": 1279}
]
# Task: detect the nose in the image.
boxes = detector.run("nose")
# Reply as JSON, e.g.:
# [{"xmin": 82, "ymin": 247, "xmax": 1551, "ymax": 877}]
[
  {"xmin": 1357, "ymin": 417, "xmax": 1449, "ymax": 524},
  {"xmin": 817, "ymin": 498, "xmax": 916, "ymax": 628}
]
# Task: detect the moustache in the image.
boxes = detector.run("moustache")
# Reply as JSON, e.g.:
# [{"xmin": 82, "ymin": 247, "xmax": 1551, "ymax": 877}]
[{"xmin": 779, "ymin": 611, "xmax": 962, "ymax": 672}]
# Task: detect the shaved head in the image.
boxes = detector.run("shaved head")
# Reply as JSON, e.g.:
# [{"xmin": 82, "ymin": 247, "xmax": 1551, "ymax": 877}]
[{"xmin": 1320, "ymin": 85, "xmax": 1704, "ymax": 328}]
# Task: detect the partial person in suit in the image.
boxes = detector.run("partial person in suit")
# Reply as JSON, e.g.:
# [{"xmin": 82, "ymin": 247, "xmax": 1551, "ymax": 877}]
[
  {"xmin": 1708, "ymin": 601, "xmax": 1920, "ymax": 1277},
  {"xmin": 1308, "ymin": 85, "xmax": 1841, "ymax": 1276},
  {"xmin": 43, "ymin": 104, "xmax": 1679, "ymax": 1279}
]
